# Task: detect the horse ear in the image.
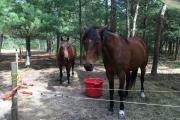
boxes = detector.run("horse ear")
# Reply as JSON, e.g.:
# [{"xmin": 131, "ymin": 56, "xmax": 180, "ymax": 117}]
[{"xmin": 61, "ymin": 37, "xmax": 63, "ymax": 41}]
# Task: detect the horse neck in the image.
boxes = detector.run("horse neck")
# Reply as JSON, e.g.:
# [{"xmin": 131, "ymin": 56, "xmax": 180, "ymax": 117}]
[{"xmin": 101, "ymin": 32, "xmax": 127, "ymax": 50}]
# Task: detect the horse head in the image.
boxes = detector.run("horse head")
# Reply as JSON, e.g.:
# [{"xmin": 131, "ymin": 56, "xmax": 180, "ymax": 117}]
[
  {"xmin": 82, "ymin": 27, "xmax": 106, "ymax": 71},
  {"xmin": 60, "ymin": 37, "xmax": 71, "ymax": 62}
]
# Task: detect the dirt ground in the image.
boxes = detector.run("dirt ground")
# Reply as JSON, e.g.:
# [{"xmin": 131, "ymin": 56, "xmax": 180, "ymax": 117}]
[{"xmin": 0, "ymin": 50, "xmax": 180, "ymax": 120}]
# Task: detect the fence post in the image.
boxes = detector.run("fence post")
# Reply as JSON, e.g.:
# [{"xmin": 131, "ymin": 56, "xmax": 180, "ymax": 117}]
[
  {"xmin": 15, "ymin": 49, "xmax": 18, "ymax": 70},
  {"xmin": 11, "ymin": 62, "xmax": 18, "ymax": 120}
]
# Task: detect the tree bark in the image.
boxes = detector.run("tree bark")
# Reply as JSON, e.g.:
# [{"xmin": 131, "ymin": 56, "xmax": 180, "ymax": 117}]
[
  {"xmin": 0, "ymin": 33, "xmax": 3, "ymax": 53},
  {"xmin": 26, "ymin": 35, "xmax": 31, "ymax": 56},
  {"xmin": 132, "ymin": 0, "xmax": 140, "ymax": 37},
  {"xmin": 79, "ymin": 0, "xmax": 83, "ymax": 65},
  {"xmin": 151, "ymin": 3, "xmax": 167, "ymax": 76},
  {"xmin": 56, "ymin": 32, "xmax": 60, "ymax": 54},
  {"xmin": 126, "ymin": 0, "xmax": 130, "ymax": 38},
  {"xmin": 110, "ymin": 0, "xmax": 117, "ymax": 32}
]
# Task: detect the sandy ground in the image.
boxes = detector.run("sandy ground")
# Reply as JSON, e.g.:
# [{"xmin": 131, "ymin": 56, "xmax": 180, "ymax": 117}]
[{"xmin": 0, "ymin": 50, "xmax": 180, "ymax": 120}]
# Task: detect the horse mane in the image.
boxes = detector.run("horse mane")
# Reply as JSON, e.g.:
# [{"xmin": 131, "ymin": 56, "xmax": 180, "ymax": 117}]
[
  {"xmin": 83, "ymin": 26, "xmax": 128, "ymax": 44},
  {"xmin": 102, "ymin": 30, "xmax": 129, "ymax": 44},
  {"xmin": 118, "ymin": 34, "xmax": 129, "ymax": 44}
]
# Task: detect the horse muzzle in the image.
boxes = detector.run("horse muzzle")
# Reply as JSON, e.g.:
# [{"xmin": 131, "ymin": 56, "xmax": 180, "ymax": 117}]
[
  {"xmin": 64, "ymin": 57, "xmax": 70, "ymax": 62},
  {"xmin": 84, "ymin": 64, "xmax": 94, "ymax": 71}
]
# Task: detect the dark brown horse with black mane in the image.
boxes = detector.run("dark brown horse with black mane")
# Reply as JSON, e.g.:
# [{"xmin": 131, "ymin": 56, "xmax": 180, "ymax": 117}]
[
  {"xmin": 57, "ymin": 37, "xmax": 76, "ymax": 84},
  {"xmin": 82, "ymin": 27, "xmax": 148, "ymax": 118}
]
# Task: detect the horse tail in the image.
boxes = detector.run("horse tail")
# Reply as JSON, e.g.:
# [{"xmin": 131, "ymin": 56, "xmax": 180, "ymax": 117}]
[{"xmin": 129, "ymin": 69, "xmax": 138, "ymax": 89}]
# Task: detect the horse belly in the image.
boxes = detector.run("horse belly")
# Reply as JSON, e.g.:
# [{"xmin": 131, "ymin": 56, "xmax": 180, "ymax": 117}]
[{"xmin": 129, "ymin": 49, "xmax": 147, "ymax": 70}]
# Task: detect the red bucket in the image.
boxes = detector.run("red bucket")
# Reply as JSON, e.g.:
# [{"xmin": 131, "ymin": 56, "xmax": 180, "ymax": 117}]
[{"xmin": 84, "ymin": 78, "xmax": 104, "ymax": 97}]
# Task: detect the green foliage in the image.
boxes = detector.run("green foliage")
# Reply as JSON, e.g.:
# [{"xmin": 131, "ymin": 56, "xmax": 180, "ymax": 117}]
[
  {"xmin": 164, "ymin": 8, "xmax": 180, "ymax": 39},
  {"xmin": 2, "ymin": 36, "xmax": 46, "ymax": 50},
  {"xmin": 0, "ymin": 0, "xmax": 179, "ymax": 58}
]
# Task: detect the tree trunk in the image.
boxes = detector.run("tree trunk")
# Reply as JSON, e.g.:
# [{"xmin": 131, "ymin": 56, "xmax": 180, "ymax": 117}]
[
  {"xmin": 175, "ymin": 38, "xmax": 179, "ymax": 60},
  {"xmin": 172, "ymin": 41, "xmax": 175, "ymax": 55},
  {"xmin": 47, "ymin": 39, "xmax": 52, "ymax": 53},
  {"xmin": 105, "ymin": 0, "xmax": 109, "ymax": 26},
  {"xmin": 0, "ymin": 33, "xmax": 3, "ymax": 53},
  {"xmin": 26, "ymin": 36, "xmax": 31, "ymax": 56},
  {"xmin": 56, "ymin": 32, "xmax": 60, "ymax": 54},
  {"xmin": 165, "ymin": 40, "xmax": 168, "ymax": 54},
  {"xmin": 110, "ymin": 0, "xmax": 117, "ymax": 32},
  {"xmin": 126, "ymin": 0, "xmax": 130, "ymax": 38},
  {"xmin": 160, "ymin": 40, "xmax": 166, "ymax": 53},
  {"xmin": 169, "ymin": 41, "xmax": 172, "ymax": 54},
  {"xmin": 132, "ymin": 0, "xmax": 140, "ymax": 37},
  {"xmin": 151, "ymin": 3, "xmax": 167, "ymax": 76},
  {"xmin": 142, "ymin": 0, "xmax": 148, "ymax": 40},
  {"xmin": 79, "ymin": 0, "xmax": 83, "ymax": 65}
]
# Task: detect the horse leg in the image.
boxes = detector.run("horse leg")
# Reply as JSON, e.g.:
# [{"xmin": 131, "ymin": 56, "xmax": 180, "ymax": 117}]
[
  {"xmin": 66, "ymin": 66, "xmax": 71, "ymax": 84},
  {"xmin": 106, "ymin": 70, "xmax": 114, "ymax": 113},
  {"xmin": 72, "ymin": 62, "xmax": 74, "ymax": 76},
  {"xmin": 59, "ymin": 67, "xmax": 63, "ymax": 84},
  {"xmin": 125, "ymin": 71, "xmax": 130, "ymax": 98},
  {"xmin": 117, "ymin": 72, "xmax": 126, "ymax": 118},
  {"xmin": 140, "ymin": 66, "xmax": 146, "ymax": 98}
]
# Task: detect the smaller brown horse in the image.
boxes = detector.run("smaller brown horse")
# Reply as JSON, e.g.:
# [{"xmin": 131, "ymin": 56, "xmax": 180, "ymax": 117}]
[{"xmin": 57, "ymin": 37, "xmax": 76, "ymax": 84}]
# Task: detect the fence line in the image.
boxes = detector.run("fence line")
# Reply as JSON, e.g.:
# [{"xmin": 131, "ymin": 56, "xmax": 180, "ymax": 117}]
[
  {"xmin": 40, "ymin": 92, "xmax": 180, "ymax": 108},
  {"xmin": 40, "ymin": 85, "xmax": 180, "ymax": 93}
]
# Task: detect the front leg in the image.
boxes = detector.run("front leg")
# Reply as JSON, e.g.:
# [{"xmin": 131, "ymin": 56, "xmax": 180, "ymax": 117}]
[
  {"xmin": 72, "ymin": 62, "xmax": 75, "ymax": 76},
  {"xmin": 117, "ymin": 71, "xmax": 126, "ymax": 119},
  {"xmin": 59, "ymin": 67, "xmax": 63, "ymax": 84},
  {"xmin": 106, "ymin": 70, "xmax": 114, "ymax": 113},
  {"xmin": 66, "ymin": 66, "xmax": 71, "ymax": 84}
]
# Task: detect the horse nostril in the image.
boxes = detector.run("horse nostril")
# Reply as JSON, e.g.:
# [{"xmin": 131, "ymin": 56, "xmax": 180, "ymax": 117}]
[
  {"xmin": 64, "ymin": 57, "xmax": 70, "ymax": 62},
  {"xmin": 84, "ymin": 64, "xmax": 94, "ymax": 71}
]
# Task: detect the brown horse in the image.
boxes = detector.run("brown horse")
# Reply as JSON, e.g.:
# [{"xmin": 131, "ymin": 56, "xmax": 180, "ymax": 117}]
[
  {"xmin": 82, "ymin": 27, "xmax": 148, "ymax": 118},
  {"xmin": 57, "ymin": 37, "xmax": 76, "ymax": 84}
]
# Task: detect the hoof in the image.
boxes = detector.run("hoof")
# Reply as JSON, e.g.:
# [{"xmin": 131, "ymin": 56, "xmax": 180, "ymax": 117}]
[
  {"xmin": 119, "ymin": 110, "xmax": 126, "ymax": 120},
  {"xmin": 140, "ymin": 92, "xmax": 145, "ymax": 98}
]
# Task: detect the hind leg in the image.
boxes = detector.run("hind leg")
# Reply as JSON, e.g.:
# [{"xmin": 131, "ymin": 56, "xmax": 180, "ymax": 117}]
[
  {"xmin": 125, "ymin": 72, "xmax": 130, "ymax": 98},
  {"xmin": 140, "ymin": 67, "xmax": 146, "ymax": 98}
]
